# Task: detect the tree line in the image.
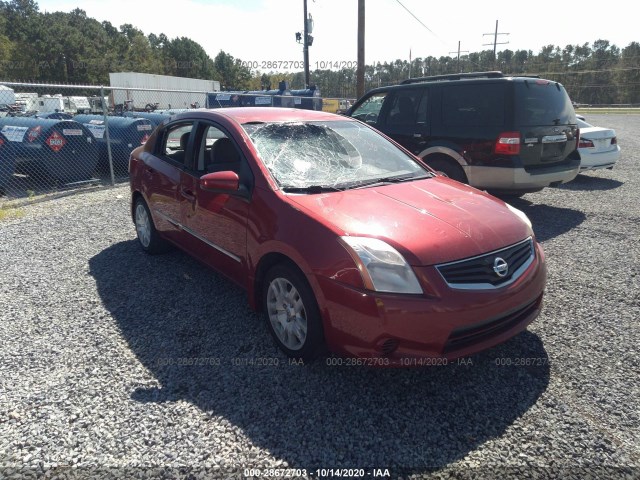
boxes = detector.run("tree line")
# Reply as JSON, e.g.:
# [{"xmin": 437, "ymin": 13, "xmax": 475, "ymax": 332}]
[{"xmin": 1, "ymin": 0, "xmax": 639, "ymax": 104}]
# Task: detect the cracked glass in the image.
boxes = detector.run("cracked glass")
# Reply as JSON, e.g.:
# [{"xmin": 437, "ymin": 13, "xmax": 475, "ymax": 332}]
[{"xmin": 242, "ymin": 121, "xmax": 427, "ymax": 190}]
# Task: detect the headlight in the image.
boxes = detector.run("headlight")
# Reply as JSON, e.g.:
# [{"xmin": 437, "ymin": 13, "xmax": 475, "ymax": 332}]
[
  {"xmin": 339, "ymin": 236, "xmax": 423, "ymax": 294},
  {"xmin": 506, "ymin": 203, "xmax": 532, "ymax": 229}
]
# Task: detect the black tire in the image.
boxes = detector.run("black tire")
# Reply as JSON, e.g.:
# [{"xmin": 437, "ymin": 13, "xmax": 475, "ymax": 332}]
[
  {"xmin": 262, "ymin": 263, "xmax": 324, "ymax": 361},
  {"xmin": 426, "ymin": 156, "xmax": 468, "ymax": 184},
  {"xmin": 495, "ymin": 192, "xmax": 526, "ymax": 199},
  {"xmin": 133, "ymin": 197, "xmax": 172, "ymax": 254}
]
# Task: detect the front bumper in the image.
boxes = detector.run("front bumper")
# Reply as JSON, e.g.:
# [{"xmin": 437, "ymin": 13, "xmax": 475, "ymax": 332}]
[{"xmin": 316, "ymin": 243, "xmax": 547, "ymax": 366}]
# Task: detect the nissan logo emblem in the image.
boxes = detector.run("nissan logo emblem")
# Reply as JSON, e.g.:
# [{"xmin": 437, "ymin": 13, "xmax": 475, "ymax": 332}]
[{"xmin": 493, "ymin": 257, "xmax": 509, "ymax": 278}]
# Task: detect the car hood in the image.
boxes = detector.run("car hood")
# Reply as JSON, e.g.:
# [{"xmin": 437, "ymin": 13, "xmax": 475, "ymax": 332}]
[{"xmin": 287, "ymin": 177, "xmax": 533, "ymax": 266}]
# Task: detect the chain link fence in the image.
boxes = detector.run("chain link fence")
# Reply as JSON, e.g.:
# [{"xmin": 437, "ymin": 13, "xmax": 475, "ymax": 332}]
[{"xmin": 0, "ymin": 81, "xmax": 354, "ymax": 201}]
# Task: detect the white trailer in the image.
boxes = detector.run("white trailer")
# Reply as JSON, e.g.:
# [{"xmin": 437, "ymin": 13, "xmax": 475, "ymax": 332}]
[
  {"xmin": 63, "ymin": 96, "xmax": 91, "ymax": 114},
  {"xmin": 109, "ymin": 72, "xmax": 221, "ymax": 111},
  {"xmin": 0, "ymin": 85, "xmax": 15, "ymax": 107},
  {"xmin": 14, "ymin": 92, "xmax": 39, "ymax": 112},
  {"xmin": 37, "ymin": 95, "xmax": 66, "ymax": 113}
]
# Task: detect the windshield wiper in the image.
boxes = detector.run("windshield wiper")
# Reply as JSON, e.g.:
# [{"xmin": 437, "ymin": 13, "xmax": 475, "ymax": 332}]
[
  {"xmin": 281, "ymin": 185, "xmax": 343, "ymax": 194},
  {"xmin": 347, "ymin": 172, "xmax": 433, "ymax": 190}
]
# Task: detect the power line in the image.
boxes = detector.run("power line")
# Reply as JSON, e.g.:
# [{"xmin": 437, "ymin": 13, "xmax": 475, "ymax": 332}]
[{"xmin": 394, "ymin": 0, "xmax": 443, "ymax": 43}]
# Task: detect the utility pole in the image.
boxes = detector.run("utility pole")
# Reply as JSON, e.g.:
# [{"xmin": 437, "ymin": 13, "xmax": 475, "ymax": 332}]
[
  {"xmin": 296, "ymin": 0, "xmax": 314, "ymax": 87},
  {"xmin": 483, "ymin": 20, "xmax": 509, "ymax": 66},
  {"xmin": 449, "ymin": 41, "xmax": 469, "ymax": 72},
  {"xmin": 356, "ymin": 0, "xmax": 365, "ymax": 98},
  {"xmin": 303, "ymin": 0, "xmax": 310, "ymax": 88}
]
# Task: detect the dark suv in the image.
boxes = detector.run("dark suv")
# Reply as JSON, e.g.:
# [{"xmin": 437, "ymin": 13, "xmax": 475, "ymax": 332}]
[{"xmin": 347, "ymin": 71, "xmax": 580, "ymax": 194}]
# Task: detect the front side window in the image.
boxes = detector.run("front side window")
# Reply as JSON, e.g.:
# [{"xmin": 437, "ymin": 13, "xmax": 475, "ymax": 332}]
[
  {"xmin": 242, "ymin": 120, "xmax": 429, "ymax": 190},
  {"xmin": 350, "ymin": 93, "xmax": 387, "ymax": 125},
  {"xmin": 385, "ymin": 89, "xmax": 424, "ymax": 126},
  {"xmin": 193, "ymin": 124, "xmax": 229, "ymax": 172}
]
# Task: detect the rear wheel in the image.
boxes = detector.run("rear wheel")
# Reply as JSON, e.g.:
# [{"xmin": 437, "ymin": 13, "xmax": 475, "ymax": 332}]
[
  {"xmin": 262, "ymin": 263, "xmax": 324, "ymax": 361},
  {"xmin": 133, "ymin": 197, "xmax": 171, "ymax": 254},
  {"xmin": 425, "ymin": 156, "xmax": 468, "ymax": 184}
]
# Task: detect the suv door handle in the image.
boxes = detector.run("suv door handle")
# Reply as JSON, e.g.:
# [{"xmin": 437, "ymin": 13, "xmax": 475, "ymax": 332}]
[{"xmin": 413, "ymin": 133, "xmax": 422, "ymax": 138}]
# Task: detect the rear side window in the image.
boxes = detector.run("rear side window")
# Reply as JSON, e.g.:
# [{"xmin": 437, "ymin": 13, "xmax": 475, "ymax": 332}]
[
  {"xmin": 161, "ymin": 123, "xmax": 195, "ymax": 165},
  {"xmin": 442, "ymin": 83, "xmax": 505, "ymax": 127},
  {"xmin": 515, "ymin": 81, "xmax": 576, "ymax": 126}
]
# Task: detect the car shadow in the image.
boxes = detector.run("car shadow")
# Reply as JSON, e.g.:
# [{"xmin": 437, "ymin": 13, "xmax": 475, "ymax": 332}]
[
  {"xmin": 499, "ymin": 199, "xmax": 586, "ymax": 243},
  {"xmin": 89, "ymin": 241, "xmax": 550, "ymax": 474},
  {"xmin": 558, "ymin": 173, "xmax": 624, "ymax": 191}
]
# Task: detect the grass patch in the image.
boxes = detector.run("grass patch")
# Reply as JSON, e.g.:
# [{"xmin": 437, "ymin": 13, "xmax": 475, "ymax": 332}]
[
  {"xmin": 0, "ymin": 204, "xmax": 25, "ymax": 222},
  {"xmin": 575, "ymin": 108, "xmax": 640, "ymax": 115}
]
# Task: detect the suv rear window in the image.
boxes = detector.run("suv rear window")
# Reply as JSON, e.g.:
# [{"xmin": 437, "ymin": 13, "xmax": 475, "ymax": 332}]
[
  {"xmin": 442, "ymin": 83, "xmax": 505, "ymax": 127},
  {"xmin": 515, "ymin": 81, "xmax": 576, "ymax": 126}
]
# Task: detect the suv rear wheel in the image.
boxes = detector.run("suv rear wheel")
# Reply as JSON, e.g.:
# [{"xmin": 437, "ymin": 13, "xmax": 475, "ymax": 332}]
[{"xmin": 425, "ymin": 156, "xmax": 468, "ymax": 184}]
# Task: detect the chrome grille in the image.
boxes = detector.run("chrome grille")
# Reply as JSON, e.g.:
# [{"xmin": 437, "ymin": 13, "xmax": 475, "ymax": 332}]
[{"xmin": 436, "ymin": 237, "xmax": 534, "ymax": 290}]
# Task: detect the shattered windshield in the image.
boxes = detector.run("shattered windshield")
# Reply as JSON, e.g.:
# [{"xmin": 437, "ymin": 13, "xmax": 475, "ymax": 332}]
[{"xmin": 242, "ymin": 121, "xmax": 428, "ymax": 190}]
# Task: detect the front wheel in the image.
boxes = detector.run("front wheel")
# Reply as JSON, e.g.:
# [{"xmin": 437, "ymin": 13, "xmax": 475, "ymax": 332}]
[{"xmin": 262, "ymin": 264, "xmax": 324, "ymax": 361}]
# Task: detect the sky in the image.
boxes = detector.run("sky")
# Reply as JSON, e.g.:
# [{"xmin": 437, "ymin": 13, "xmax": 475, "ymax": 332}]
[{"xmin": 36, "ymin": 0, "xmax": 637, "ymax": 71}]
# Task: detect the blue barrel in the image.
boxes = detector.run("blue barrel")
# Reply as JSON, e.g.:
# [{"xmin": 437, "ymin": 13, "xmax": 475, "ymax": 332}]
[
  {"xmin": 206, "ymin": 90, "xmax": 295, "ymax": 108},
  {"xmin": 0, "ymin": 130, "xmax": 15, "ymax": 193},
  {"xmin": 74, "ymin": 115, "xmax": 154, "ymax": 173},
  {"xmin": 36, "ymin": 112, "xmax": 74, "ymax": 120},
  {"xmin": 0, "ymin": 117, "xmax": 98, "ymax": 184},
  {"xmin": 290, "ymin": 86, "xmax": 323, "ymax": 110},
  {"xmin": 121, "ymin": 111, "xmax": 171, "ymax": 129},
  {"xmin": 206, "ymin": 81, "xmax": 294, "ymax": 108}
]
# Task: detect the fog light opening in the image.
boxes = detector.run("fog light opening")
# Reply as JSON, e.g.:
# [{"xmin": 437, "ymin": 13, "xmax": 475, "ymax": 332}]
[{"xmin": 379, "ymin": 338, "xmax": 399, "ymax": 356}]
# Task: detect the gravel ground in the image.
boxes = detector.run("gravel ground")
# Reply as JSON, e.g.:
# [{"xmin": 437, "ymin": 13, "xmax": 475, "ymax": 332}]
[{"xmin": 0, "ymin": 114, "xmax": 638, "ymax": 480}]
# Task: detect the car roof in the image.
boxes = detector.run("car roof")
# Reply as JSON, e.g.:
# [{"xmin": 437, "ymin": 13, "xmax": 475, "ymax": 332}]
[{"xmin": 174, "ymin": 107, "xmax": 348, "ymax": 124}]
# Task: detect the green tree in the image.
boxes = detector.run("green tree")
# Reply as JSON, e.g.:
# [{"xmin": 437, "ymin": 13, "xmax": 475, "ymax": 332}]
[
  {"xmin": 166, "ymin": 37, "xmax": 216, "ymax": 80},
  {"xmin": 0, "ymin": 14, "xmax": 15, "ymax": 76},
  {"xmin": 0, "ymin": 0, "xmax": 41, "ymax": 79},
  {"xmin": 213, "ymin": 50, "xmax": 251, "ymax": 89},
  {"xmin": 616, "ymin": 42, "xmax": 640, "ymax": 104}
]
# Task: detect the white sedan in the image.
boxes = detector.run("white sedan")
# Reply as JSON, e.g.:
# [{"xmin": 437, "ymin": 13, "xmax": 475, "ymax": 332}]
[{"xmin": 576, "ymin": 116, "xmax": 620, "ymax": 171}]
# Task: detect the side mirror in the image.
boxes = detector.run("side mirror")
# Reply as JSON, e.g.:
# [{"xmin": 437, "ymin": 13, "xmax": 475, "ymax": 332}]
[{"xmin": 200, "ymin": 171, "xmax": 239, "ymax": 191}]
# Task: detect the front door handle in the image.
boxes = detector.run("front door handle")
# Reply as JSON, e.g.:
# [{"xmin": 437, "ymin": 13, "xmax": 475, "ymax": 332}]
[{"xmin": 180, "ymin": 188, "xmax": 196, "ymax": 202}]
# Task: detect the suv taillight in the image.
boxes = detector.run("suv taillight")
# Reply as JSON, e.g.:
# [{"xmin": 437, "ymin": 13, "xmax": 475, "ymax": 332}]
[{"xmin": 495, "ymin": 132, "xmax": 521, "ymax": 155}]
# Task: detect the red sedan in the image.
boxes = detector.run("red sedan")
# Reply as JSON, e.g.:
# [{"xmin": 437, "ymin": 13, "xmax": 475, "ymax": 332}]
[{"xmin": 129, "ymin": 107, "xmax": 546, "ymax": 365}]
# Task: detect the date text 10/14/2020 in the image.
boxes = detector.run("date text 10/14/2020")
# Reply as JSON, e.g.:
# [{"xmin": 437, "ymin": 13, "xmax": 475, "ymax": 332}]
[
  {"xmin": 244, "ymin": 468, "xmax": 392, "ymax": 477},
  {"xmin": 239, "ymin": 60, "xmax": 359, "ymax": 71}
]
